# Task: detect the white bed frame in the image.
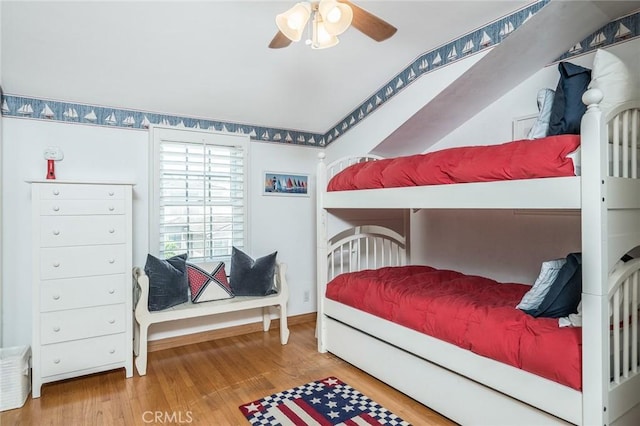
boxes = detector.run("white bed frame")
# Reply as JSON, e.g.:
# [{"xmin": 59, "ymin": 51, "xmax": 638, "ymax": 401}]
[{"xmin": 316, "ymin": 88, "xmax": 640, "ymax": 426}]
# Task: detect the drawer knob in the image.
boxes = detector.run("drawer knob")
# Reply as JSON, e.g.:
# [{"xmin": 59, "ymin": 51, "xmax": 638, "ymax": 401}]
[
  {"xmin": 108, "ymin": 228, "xmax": 115, "ymax": 234},
  {"xmin": 52, "ymin": 294, "xmax": 60, "ymax": 300},
  {"xmin": 108, "ymin": 206, "xmax": 115, "ymax": 212},
  {"xmin": 108, "ymin": 289, "xmax": 115, "ymax": 295},
  {"xmin": 53, "ymin": 262, "xmax": 60, "ymax": 268},
  {"xmin": 109, "ymin": 349, "xmax": 116, "ymax": 354},
  {"xmin": 53, "ymin": 190, "xmax": 60, "ymax": 196},
  {"xmin": 108, "ymin": 259, "xmax": 115, "ymax": 264},
  {"xmin": 108, "ymin": 191, "xmax": 115, "ymax": 196},
  {"xmin": 52, "ymin": 206, "xmax": 60, "ymax": 212},
  {"xmin": 53, "ymin": 230, "xmax": 60, "ymax": 236},
  {"xmin": 108, "ymin": 319, "xmax": 116, "ymax": 324},
  {"xmin": 53, "ymin": 326, "xmax": 60, "ymax": 332},
  {"xmin": 53, "ymin": 359, "xmax": 61, "ymax": 364}
]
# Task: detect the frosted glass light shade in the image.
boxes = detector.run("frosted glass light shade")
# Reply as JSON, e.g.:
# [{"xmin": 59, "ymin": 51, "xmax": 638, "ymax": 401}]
[
  {"xmin": 318, "ymin": 0, "xmax": 352, "ymax": 35},
  {"xmin": 312, "ymin": 18, "xmax": 339, "ymax": 49},
  {"xmin": 276, "ymin": 2, "xmax": 312, "ymax": 42}
]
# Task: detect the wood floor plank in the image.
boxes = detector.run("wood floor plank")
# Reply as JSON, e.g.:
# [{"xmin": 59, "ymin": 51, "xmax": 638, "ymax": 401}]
[{"xmin": 1, "ymin": 322, "xmax": 456, "ymax": 425}]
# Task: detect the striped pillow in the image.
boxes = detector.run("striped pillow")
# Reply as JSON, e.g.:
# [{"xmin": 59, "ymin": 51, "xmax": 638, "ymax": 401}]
[
  {"xmin": 187, "ymin": 262, "xmax": 234, "ymax": 303},
  {"xmin": 516, "ymin": 258, "xmax": 566, "ymax": 311}
]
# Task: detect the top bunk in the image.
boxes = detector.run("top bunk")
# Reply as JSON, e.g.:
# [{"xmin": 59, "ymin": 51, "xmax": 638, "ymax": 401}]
[
  {"xmin": 318, "ymin": 47, "xmax": 640, "ymax": 211},
  {"xmin": 318, "ymin": 91, "xmax": 640, "ymax": 210}
]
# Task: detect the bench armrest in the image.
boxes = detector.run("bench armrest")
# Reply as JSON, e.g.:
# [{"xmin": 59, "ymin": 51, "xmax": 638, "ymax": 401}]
[
  {"xmin": 133, "ymin": 267, "xmax": 150, "ymax": 320},
  {"xmin": 274, "ymin": 262, "xmax": 288, "ymax": 299}
]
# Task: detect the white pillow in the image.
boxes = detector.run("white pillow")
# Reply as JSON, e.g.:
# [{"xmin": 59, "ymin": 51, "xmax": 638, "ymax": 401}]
[
  {"xmin": 516, "ymin": 259, "xmax": 567, "ymax": 310},
  {"xmin": 567, "ymin": 147, "xmax": 581, "ymax": 176},
  {"xmin": 559, "ymin": 301, "xmax": 582, "ymax": 327},
  {"xmin": 527, "ymin": 88, "xmax": 555, "ymax": 139},
  {"xmin": 588, "ymin": 49, "xmax": 638, "ymax": 117}
]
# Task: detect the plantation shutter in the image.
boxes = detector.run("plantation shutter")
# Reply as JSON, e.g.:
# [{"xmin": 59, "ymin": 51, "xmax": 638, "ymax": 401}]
[{"xmin": 156, "ymin": 134, "xmax": 246, "ymax": 262}]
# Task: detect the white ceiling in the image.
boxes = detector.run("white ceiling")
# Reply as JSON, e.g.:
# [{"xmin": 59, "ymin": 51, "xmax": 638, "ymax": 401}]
[{"xmin": 1, "ymin": 0, "xmax": 530, "ymax": 134}]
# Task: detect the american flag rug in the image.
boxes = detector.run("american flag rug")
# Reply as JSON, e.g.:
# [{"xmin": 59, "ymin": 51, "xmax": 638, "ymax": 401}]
[{"xmin": 239, "ymin": 377, "xmax": 411, "ymax": 426}]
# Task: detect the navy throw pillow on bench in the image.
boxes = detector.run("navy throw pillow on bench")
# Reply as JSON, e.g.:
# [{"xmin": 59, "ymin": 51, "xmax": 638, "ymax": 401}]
[
  {"xmin": 230, "ymin": 247, "xmax": 277, "ymax": 296},
  {"xmin": 144, "ymin": 253, "xmax": 189, "ymax": 311}
]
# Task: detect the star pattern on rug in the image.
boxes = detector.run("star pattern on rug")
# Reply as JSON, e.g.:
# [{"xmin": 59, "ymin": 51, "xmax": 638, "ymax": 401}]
[
  {"xmin": 243, "ymin": 402, "xmax": 261, "ymax": 413},
  {"xmin": 239, "ymin": 377, "xmax": 411, "ymax": 425}
]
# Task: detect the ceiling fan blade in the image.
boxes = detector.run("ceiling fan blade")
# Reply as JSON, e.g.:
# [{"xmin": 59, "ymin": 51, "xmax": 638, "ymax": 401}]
[
  {"xmin": 269, "ymin": 31, "xmax": 293, "ymax": 49},
  {"xmin": 339, "ymin": 0, "xmax": 397, "ymax": 42}
]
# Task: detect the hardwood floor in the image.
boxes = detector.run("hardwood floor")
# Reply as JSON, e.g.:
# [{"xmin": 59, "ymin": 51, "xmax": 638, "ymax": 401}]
[{"xmin": 1, "ymin": 322, "xmax": 456, "ymax": 425}]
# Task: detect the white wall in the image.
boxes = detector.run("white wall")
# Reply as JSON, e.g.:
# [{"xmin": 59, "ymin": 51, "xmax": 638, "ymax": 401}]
[
  {"xmin": 0, "ymin": 0, "xmax": 4, "ymax": 346},
  {"xmin": 323, "ymin": 39, "xmax": 640, "ymax": 285},
  {"xmin": 1, "ymin": 118, "xmax": 320, "ymax": 346},
  {"xmin": 324, "ymin": 50, "xmax": 489, "ymax": 163}
]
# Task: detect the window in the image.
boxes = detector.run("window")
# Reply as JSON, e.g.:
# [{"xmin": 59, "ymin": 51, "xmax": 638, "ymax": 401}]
[{"xmin": 150, "ymin": 127, "xmax": 249, "ymax": 262}]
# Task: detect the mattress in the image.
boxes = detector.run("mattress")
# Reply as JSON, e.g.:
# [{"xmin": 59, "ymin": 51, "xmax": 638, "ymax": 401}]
[
  {"xmin": 327, "ymin": 135, "xmax": 580, "ymax": 191},
  {"xmin": 325, "ymin": 265, "xmax": 582, "ymax": 390}
]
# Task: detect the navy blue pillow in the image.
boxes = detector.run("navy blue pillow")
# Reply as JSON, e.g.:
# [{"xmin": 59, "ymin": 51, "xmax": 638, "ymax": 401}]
[
  {"xmin": 230, "ymin": 247, "xmax": 277, "ymax": 296},
  {"xmin": 547, "ymin": 62, "xmax": 591, "ymax": 136},
  {"xmin": 524, "ymin": 253, "xmax": 582, "ymax": 318},
  {"xmin": 144, "ymin": 253, "xmax": 189, "ymax": 311}
]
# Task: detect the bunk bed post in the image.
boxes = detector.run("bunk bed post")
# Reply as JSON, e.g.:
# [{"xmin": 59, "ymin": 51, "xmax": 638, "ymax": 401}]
[
  {"xmin": 316, "ymin": 152, "xmax": 329, "ymax": 352},
  {"xmin": 580, "ymin": 88, "xmax": 610, "ymax": 426},
  {"xmin": 404, "ymin": 210, "xmax": 411, "ymax": 265}
]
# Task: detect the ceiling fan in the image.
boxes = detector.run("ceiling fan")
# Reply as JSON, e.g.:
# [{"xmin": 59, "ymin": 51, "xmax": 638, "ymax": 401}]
[{"xmin": 269, "ymin": 0, "xmax": 397, "ymax": 50}]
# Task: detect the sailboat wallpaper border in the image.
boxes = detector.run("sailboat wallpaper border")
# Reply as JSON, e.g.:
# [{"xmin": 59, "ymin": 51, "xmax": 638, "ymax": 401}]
[
  {"xmin": 1, "ymin": 1, "xmax": 638, "ymax": 149},
  {"xmin": 322, "ymin": 4, "xmax": 640, "ymax": 147},
  {"xmin": 263, "ymin": 172, "xmax": 309, "ymax": 197}
]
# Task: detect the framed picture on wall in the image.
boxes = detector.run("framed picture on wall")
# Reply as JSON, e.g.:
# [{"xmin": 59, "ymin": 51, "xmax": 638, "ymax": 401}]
[
  {"xmin": 263, "ymin": 171, "xmax": 309, "ymax": 197},
  {"xmin": 512, "ymin": 114, "xmax": 538, "ymax": 140}
]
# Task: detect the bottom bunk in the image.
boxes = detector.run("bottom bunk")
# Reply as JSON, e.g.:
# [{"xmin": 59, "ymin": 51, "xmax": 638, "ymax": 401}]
[
  {"xmin": 316, "ymin": 226, "xmax": 640, "ymax": 426},
  {"xmin": 324, "ymin": 313, "xmax": 575, "ymax": 425}
]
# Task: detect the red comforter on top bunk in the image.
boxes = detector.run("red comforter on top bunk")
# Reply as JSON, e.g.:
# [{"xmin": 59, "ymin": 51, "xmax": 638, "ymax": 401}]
[
  {"xmin": 325, "ymin": 265, "xmax": 582, "ymax": 390},
  {"xmin": 327, "ymin": 135, "xmax": 580, "ymax": 191}
]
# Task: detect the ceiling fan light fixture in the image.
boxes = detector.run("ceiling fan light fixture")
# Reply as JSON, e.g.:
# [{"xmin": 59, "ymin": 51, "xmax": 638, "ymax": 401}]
[
  {"xmin": 269, "ymin": 0, "xmax": 396, "ymax": 50},
  {"xmin": 276, "ymin": 2, "xmax": 312, "ymax": 42},
  {"xmin": 311, "ymin": 15, "xmax": 339, "ymax": 49},
  {"xmin": 318, "ymin": 0, "xmax": 352, "ymax": 36}
]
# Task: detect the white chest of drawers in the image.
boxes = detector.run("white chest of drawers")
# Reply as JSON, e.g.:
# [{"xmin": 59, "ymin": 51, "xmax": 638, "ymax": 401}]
[{"xmin": 29, "ymin": 181, "xmax": 134, "ymax": 397}]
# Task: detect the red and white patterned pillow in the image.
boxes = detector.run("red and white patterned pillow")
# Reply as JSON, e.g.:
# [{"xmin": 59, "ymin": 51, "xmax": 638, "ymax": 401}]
[{"xmin": 187, "ymin": 262, "xmax": 234, "ymax": 303}]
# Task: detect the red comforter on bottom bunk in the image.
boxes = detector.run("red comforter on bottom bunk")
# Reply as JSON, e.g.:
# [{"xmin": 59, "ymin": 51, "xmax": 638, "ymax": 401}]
[{"xmin": 325, "ymin": 266, "xmax": 582, "ymax": 390}]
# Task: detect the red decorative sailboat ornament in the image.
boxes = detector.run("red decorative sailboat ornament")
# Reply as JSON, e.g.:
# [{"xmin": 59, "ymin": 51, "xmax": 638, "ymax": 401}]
[{"xmin": 43, "ymin": 146, "xmax": 64, "ymax": 180}]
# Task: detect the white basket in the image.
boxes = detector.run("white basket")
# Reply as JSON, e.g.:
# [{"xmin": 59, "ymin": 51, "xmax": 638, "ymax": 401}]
[{"xmin": 0, "ymin": 346, "xmax": 31, "ymax": 411}]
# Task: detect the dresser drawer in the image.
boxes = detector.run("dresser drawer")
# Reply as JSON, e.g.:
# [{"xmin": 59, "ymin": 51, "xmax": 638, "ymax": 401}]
[
  {"xmin": 40, "ymin": 334, "xmax": 126, "ymax": 377},
  {"xmin": 40, "ymin": 245, "xmax": 126, "ymax": 280},
  {"xmin": 40, "ymin": 199, "xmax": 125, "ymax": 216},
  {"xmin": 41, "ymin": 215, "xmax": 126, "ymax": 247},
  {"xmin": 40, "ymin": 274, "xmax": 126, "ymax": 312},
  {"xmin": 40, "ymin": 304, "xmax": 126, "ymax": 345},
  {"xmin": 40, "ymin": 184, "xmax": 125, "ymax": 200}
]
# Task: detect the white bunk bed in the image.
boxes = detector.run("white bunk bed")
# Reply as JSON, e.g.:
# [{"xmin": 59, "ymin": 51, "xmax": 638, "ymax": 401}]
[{"xmin": 316, "ymin": 88, "xmax": 640, "ymax": 426}]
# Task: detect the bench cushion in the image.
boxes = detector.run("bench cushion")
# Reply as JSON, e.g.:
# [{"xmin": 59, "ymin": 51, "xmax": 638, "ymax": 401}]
[{"xmin": 187, "ymin": 262, "xmax": 234, "ymax": 303}]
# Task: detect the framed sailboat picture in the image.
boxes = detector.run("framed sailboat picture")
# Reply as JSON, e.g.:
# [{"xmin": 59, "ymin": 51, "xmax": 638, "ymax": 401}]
[{"xmin": 263, "ymin": 171, "xmax": 309, "ymax": 197}]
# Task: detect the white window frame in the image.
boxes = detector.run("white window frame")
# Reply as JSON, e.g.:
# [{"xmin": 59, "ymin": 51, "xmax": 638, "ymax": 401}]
[{"xmin": 149, "ymin": 125, "xmax": 250, "ymax": 263}]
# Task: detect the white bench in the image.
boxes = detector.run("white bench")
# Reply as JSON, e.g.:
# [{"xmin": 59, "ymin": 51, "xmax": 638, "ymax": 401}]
[{"xmin": 132, "ymin": 262, "xmax": 289, "ymax": 376}]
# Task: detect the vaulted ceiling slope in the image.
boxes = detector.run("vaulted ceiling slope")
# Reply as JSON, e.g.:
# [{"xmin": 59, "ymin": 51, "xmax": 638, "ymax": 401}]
[
  {"xmin": 374, "ymin": 0, "xmax": 640, "ymax": 157},
  {"xmin": 0, "ymin": 1, "xmax": 529, "ymax": 136}
]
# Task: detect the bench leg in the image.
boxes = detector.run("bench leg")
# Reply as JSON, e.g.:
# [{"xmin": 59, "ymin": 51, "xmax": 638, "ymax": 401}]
[
  {"xmin": 280, "ymin": 303, "xmax": 290, "ymax": 345},
  {"xmin": 133, "ymin": 319, "xmax": 140, "ymax": 356},
  {"xmin": 135, "ymin": 323, "xmax": 149, "ymax": 376},
  {"xmin": 263, "ymin": 307, "xmax": 272, "ymax": 331}
]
